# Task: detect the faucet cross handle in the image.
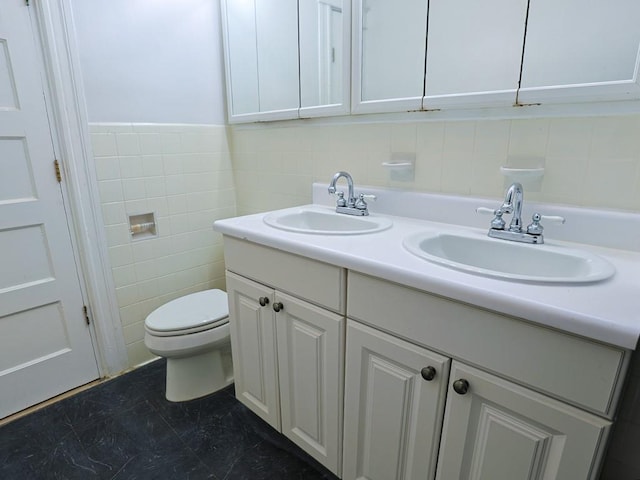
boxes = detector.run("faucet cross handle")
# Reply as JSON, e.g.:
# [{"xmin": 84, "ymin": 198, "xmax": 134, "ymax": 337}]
[
  {"xmin": 355, "ymin": 193, "xmax": 376, "ymax": 211},
  {"xmin": 526, "ymin": 213, "xmax": 566, "ymax": 235},
  {"xmin": 476, "ymin": 207, "xmax": 506, "ymax": 230}
]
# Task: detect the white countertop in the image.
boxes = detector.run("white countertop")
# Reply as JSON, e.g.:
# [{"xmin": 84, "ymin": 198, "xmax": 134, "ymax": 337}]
[{"xmin": 214, "ymin": 188, "xmax": 640, "ymax": 350}]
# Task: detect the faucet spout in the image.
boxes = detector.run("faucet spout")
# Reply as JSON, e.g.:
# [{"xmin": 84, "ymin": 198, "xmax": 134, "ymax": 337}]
[
  {"xmin": 328, "ymin": 171, "xmax": 355, "ymax": 205},
  {"xmin": 501, "ymin": 182, "xmax": 524, "ymax": 232}
]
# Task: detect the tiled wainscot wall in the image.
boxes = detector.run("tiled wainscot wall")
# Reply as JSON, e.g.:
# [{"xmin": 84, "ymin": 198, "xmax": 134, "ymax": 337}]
[
  {"xmin": 230, "ymin": 114, "xmax": 640, "ymax": 215},
  {"xmin": 90, "ymin": 124, "xmax": 235, "ymax": 367}
]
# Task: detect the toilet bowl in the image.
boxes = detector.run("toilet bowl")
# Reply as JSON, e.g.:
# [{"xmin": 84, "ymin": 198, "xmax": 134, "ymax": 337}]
[{"xmin": 144, "ymin": 289, "xmax": 233, "ymax": 402}]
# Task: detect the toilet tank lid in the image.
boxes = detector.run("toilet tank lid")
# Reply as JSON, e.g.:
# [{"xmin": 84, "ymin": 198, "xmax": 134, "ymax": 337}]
[{"xmin": 145, "ymin": 289, "xmax": 229, "ymax": 332}]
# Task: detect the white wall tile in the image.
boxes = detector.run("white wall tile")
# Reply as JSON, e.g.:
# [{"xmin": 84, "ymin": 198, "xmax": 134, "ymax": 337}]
[
  {"xmin": 90, "ymin": 123, "xmax": 235, "ymax": 367},
  {"xmin": 115, "ymin": 133, "xmax": 141, "ymax": 156},
  {"xmin": 115, "ymin": 284, "xmax": 139, "ymax": 307},
  {"xmin": 101, "ymin": 202, "xmax": 126, "ymax": 226},
  {"xmin": 138, "ymin": 134, "xmax": 163, "ymax": 155},
  {"xmin": 142, "ymin": 155, "xmax": 164, "ymax": 176},
  {"xmin": 119, "ymin": 156, "xmax": 144, "ymax": 178},
  {"xmin": 126, "ymin": 341, "xmax": 156, "ymax": 367},
  {"xmin": 94, "ymin": 157, "xmax": 121, "ymax": 180},
  {"xmin": 108, "ymin": 245, "xmax": 133, "ymax": 268},
  {"xmin": 98, "ymin": 180, "xmax": 124, "ymax": 203},
  {"xmin": 91, "ymin": 133, "xmax": 118, "ymax": 157},
  {"xmin": 441, "ymin": 122, "xmax": 475, "ymax": 194},
  {"xmin": 122, "ymin": 321, "xmax": 145, "ymax": 344},
  {"xmin": 111, "ymin": 265, "xmax": 137, "ymax": 288},
  {"xmin": 122, "ymin": 178, "xmax": 147, "ymax": 201}
]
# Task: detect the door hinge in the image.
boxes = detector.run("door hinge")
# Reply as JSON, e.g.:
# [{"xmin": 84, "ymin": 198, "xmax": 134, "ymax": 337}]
[
  {"xmin": 83, "ymin": 305, "xmax": 91, "ymax": 325},
  {"xmin": 54, "ymin": 159, "xmax": 62, "ymax": 183}
]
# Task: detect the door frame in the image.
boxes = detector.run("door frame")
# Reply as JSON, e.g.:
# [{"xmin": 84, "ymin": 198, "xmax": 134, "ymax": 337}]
[{"xmin": 28, "ymin": 0, "xmax": 128, "ymax": 376}]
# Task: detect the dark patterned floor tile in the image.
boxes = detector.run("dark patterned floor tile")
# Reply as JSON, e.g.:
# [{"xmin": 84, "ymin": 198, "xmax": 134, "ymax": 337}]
[
  {"xmin": 0, "ymin": 359, "xmax": 338, "ymax": 480},
  {"xmin": 111, "ymin": 448, "xmax": 216, "ymax": 480},
  {"xmin": 29, "ymin": 430, "xmax": 103, "ymax": 479},
  {"xmin": 219, "ymin": 437, "xmax": 335, "ymax": 480}
]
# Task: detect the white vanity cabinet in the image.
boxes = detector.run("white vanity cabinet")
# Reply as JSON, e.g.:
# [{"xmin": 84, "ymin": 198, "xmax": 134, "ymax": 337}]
[
  {"xmin": 518, "ymin": 0, "xmax": 640, "ymax": 105},
  {"xmin": 344, "ymin": 271, "xmax": 624, "ymax": 480},
  {"xmin": 223, "ymin": 237, "xmax": 345, "ymax": 476}
]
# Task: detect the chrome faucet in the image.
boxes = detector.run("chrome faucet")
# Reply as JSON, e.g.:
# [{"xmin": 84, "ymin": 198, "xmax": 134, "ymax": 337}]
[
  {"xmin": 328, "ymin": 171, "xmax": 374, "ymax": 216},
  {"xmin": 477, "ymin": 182, "xmax": 565, "ymax": 245},
  {"xmin": 501, "ymin": 182, "xmax": 524, "ymax": 233}
]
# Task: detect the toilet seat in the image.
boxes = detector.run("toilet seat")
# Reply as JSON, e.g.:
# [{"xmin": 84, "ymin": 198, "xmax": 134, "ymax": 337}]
[{"xmin": 145, "ymin": 289, "xmax": 229, "ymax": 337}]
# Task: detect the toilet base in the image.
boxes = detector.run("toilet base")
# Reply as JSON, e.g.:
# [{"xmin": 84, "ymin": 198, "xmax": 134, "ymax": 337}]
[{"xmin": 165, "ymin": 347, "xmax": 233, "ymax": 402}]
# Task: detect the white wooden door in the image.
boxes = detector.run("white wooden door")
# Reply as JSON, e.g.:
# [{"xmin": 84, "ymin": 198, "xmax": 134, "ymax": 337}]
[
  {"xmin": 275, "ymin": 291, "xmax": 344, "ymax": 476},
  {"xmin": 226, "ymin": 271, "xmax": 281, "ymax": 429},
  {"xmin": 343, "ymin": 320, "xmax": 450, "ymax": 480},
  {"xmin": 436, "ymin": 362, "xmax": 611, "ymax": 480},
  {"xmin": 0, "ymin": 0, "xmax": 98, "ymax": 419}
]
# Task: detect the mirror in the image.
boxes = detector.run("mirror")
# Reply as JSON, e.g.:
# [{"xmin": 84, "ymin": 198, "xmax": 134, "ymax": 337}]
[
  {"xmin": 299, "ymin": 0, "xmax": 349, "ymax": 115},
  {"xmin": 222, "ymin": 0, "xmax": 299, "ymax": 120},
  {"xmin": 357, "ymin": 0, "xmax": 427, "ymax": 109}
]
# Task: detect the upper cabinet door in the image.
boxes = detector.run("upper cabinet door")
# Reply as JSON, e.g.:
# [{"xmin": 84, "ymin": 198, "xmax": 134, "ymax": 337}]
[
  {"xmin": 519, "ymin": 0, "xmax": 640, "ymax": 104},
  {"xmin": 424, "ymin": 0, "xmax": 528, "ymax": 109},
  {"xmin": 299, "ymin": 0, "xmax": 351, "ymax": 118},
  {"xmin": 352, "ymin": 0, "xmax": 428, "ymax": 114},
  {"xmin": 221, "ymin": 0, "xmax": 299, "ymax": 123}
]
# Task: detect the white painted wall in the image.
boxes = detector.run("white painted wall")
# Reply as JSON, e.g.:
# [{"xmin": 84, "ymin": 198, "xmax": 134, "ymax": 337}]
[{"xmin": 69, "ymin": 0, "xmax": 226, "ymax": 124}]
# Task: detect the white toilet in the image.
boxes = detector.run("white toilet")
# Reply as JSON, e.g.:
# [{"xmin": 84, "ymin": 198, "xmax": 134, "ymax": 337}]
[{"xmin": 144, "ymin": 289, "xmax": 233, "ymax": 402}]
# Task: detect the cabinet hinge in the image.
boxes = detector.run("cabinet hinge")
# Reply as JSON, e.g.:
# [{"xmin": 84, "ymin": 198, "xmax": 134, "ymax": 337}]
[
  {"xmin": 83, "ymin": 305, "xmax": 91, "ymax": 325},
  {"xmin": 54, "ymin": 159, "xmax": 62, "ymax": 183}
]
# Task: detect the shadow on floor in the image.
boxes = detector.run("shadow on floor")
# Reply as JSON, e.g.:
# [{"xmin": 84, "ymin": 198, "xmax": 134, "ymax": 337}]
[{"xmin": 0, "ymin": 359, "xmax": 339, "ymax": 480}]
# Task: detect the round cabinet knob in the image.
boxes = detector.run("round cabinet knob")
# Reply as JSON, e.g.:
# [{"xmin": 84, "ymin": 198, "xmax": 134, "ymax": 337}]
[
  {"xmin": 453, "ymin": 379, "xmax": 470, "ymax": 395},
  {"xmin": 273, "ymin": 302, "xmax": 284, "ymax": 312},
  {"xmin": 420, "ymin": 366, "xmax": 437, "ymax": 381},
  {"xmin": 258, "ymin": 297, "xmax": 269, "ymax": 307}
]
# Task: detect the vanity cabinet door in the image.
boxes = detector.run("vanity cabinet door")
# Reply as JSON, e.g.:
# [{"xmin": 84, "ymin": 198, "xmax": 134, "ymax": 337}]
[
  {"xmin": 275, "ymin": 291, "xmax": 344, "ymax": 476},
  {"xmin": 436, "ymin": 362, "xmax": 611, "ymax": 480},
  {"xmin": 423, "ymin": 0, "xmax": 528, "ymax": 109},
  {"xmin": 518, "ymin": 0, "xmax": 640, "ymax": 105},
  {"xmin": 343, "ymin": 320, "xmax": 450, "ymax": 480},
  {"xmin": 226, "ymin": 272, "xmax": 281, "ymax": 429},
  {"xmin": 352, "ymin": 0, "xmax": 428, "ymax": 114},
  {"xmin": 221, "ymin": 0, "xmax": 300, "ymax": 123}
]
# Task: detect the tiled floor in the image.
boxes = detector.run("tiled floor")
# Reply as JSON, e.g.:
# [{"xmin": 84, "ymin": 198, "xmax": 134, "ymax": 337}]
[{"xmin": 0, "ymin": 359, "xmax": 339, "ymax": 479}]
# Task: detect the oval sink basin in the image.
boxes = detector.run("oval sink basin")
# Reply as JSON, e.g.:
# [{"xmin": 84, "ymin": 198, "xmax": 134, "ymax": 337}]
[
  {"xmin": 403, "ymin": 231, "xmax": 615, "ymax": 284},
  {"xmin": 264, "ymin": 207, "xmax": 392, "ymax": 235}
]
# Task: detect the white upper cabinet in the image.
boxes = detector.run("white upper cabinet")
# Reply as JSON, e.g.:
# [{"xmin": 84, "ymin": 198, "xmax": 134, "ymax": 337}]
[
  {"xmin": 519, "ymin": 0, "xmax": 640, "ymax": 104},
  {"xmin": 424, "ymin": 0, "xmax": 528, "ymax": 109},
  {"xmin": 222, "ymin": 0, "xmax": 351, "ymax": 123},
  {"xmin": 352, "ymin": 0, "xmax": 428, "ymax": 113},
  {"xmin": 299, "ymin": 0, "xmax": 351, "ymax": 117},
  {"xmin": 222, "ymin": 0, "xmax": 299, "ymax": 122}
]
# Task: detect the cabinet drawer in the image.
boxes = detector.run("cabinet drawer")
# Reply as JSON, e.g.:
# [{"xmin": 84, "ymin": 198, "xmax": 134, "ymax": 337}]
[
  {"xmin": 347, "ymin": 272, "xmax": 626, "ymax": 417},
  {"xmin": 223, "ymin": 236, "xmax": 346, "ymax": 313}
]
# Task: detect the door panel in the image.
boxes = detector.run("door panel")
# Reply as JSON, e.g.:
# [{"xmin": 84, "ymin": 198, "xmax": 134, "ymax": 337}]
[
  {"xmin": 276, "ymin": 291, "xmax": 344, "ymax": 476},
  {"xmin": 226, "ymin": 271, "xmax": 280, "ymax": 429},
  {"xmin": 436, "ymin": 362, "xmax": 611, "ymax": 480},
  {"xmin": 0, "ymin": 0, "xmax": 98, "ymax": 418},
  {"xmin": 343, "ymin": 320, "xmax": 450, "ymax": 480}
]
